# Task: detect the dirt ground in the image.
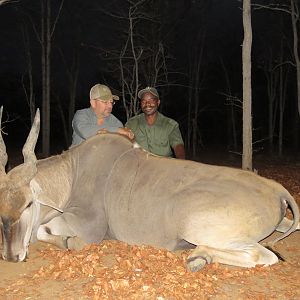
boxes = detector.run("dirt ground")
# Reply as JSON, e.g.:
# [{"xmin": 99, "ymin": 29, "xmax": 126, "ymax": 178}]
[{"xmin": 0, "ymin": 161, "xmax": 299, "ymax": 300}]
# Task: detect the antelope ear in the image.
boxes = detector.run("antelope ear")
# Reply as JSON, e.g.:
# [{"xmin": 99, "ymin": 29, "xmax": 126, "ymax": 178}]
[{"xmin": 30, "ymin": 179, "xmax": 63, "ymax": 212}]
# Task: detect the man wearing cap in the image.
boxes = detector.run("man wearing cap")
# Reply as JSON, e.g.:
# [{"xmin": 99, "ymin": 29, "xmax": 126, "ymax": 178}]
[
  {"xmin": 125, "ymin": 86, "xmax": 185, "ymax": 159},
  {"xmin": 71, "ymin": 84, "xmax": 134, "ymax": 146}
]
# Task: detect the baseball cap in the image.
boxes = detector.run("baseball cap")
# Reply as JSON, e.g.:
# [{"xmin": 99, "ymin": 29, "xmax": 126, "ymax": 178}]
[
  {"xmin": 138, "ymin": 87, "xmax": 159, "ymax": 99},
  {"xmin": 90, "ymin": 84, "xmax": 119, "ymax": 101}
]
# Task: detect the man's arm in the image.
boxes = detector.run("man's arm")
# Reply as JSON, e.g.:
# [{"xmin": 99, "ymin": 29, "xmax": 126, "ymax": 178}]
[
  {"xmin": 174, "ymin": 144, "xmax": 185, "ymax": 159},
  {"xmin": 169, "ymin": 122, "xmax": 185, "ymax": 159},
  {"xmin": 72, "ymin": 110, "xmax": 99, "ymax": 140}
]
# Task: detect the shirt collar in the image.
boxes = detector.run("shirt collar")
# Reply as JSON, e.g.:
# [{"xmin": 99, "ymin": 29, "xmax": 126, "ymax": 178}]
[{"xmin": 142, "ymin": 111, "xmax": 162, "ymax": 125}]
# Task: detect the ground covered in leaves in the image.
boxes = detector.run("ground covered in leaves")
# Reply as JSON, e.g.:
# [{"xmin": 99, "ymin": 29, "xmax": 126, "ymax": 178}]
[{"xmin": 0, "ymin": 162, "xmax": 299, "ymax": 300}]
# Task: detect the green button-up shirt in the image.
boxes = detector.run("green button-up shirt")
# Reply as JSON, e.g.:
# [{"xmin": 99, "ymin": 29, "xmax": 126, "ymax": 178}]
[{"xmin": 126, "ymin": 112, "xmax": 184, "ymax": 157}]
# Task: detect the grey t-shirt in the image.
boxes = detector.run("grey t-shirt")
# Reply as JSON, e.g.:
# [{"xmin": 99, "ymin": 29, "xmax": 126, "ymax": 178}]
[{"xmin": 71, "ymin": 107, "xmax": 123, "ymax": 146}]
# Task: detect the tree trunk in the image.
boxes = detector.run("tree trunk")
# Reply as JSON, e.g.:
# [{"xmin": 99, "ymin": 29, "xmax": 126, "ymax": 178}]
[
  {"xmin": 265, "ymin": 50, "xmax": 277, "ymax": 155},
  {"xmin": 221, "ymin": 59, "xmax": 238, "ymax": 152},
  {"xmin": 186, "ymin": 56, "xmax": 193, "ymax": 155},
  {"xmin": 41, "ymin": 0, "xmax": 51, "ymax": 157},
  {"xmin": 293, "ymin": 92, "xmax": 299, "ymax": 156},
  {"xmin": 60, "ymin": 48, "xmax": 79, "ymax": 146},
  {"xmin": 278, "ymin": 65, "xmax": 289, "ymax": 157},
  {"xmin": 291, "ymin": 0, "xmax": 300, "ymax": 118},
  {"xmin": 192, "ymin": 55, "xmax": 201, "ymax": 159},
  {"xmin": 68, "ymin": 68, "xmax": 78, "ymax": 146},
  {"xmin": 21, "ymin": 24, "xmax": 35, "ymax": 123},
  {"xmin": 242, "ymin": 0, "xmax": 253, "ymax": 170},
  {"xmin": 278, "ymin": 40, "xmax": 289, "ymax": 157}
]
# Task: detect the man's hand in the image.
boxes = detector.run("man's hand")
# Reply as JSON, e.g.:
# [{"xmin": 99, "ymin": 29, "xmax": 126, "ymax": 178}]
[{"xmin": 118, "ymin": 127, "xmax": 135, "ymax": 140}]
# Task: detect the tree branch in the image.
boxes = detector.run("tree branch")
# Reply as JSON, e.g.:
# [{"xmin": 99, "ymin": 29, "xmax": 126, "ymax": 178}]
[
  {"xmin": 51, "ymin": 0, "xmax": 65, "ymax": 37},
  {"xmin": 252, "ymin": 3, "xmax": 291, "ymax": 14}
]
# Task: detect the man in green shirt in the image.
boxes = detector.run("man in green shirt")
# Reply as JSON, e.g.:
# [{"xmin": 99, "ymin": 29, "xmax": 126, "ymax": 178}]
[{"xmin": 126, "ymin": 87, "xmax": 185, "ymax": 159}]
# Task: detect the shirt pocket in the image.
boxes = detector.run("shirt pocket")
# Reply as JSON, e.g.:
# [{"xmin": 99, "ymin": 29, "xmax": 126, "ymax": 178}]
[
  {"xmin": 152, "ymin": 136, "xmax": 171, "ymax": 156},
  {"xmin": 153, "ymin": 138, "xmax": 168, "ymax": 147}
]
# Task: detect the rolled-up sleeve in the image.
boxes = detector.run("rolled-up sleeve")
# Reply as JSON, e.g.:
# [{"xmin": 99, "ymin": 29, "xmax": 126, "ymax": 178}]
[{"xmin": 169, "ymin": 123, "xmax": 184, "ymax": 148}]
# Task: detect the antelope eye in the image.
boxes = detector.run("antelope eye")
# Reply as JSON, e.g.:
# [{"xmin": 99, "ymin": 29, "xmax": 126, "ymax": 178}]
[{"xmin": 26, "ymin": 202, "xmax": 33, "ymax": 209}]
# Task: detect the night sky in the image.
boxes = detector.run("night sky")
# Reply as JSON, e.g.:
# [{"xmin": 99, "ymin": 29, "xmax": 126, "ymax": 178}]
[{"xmin": 0, "ymin": 0, "xmax": 299, "ymax": 159}]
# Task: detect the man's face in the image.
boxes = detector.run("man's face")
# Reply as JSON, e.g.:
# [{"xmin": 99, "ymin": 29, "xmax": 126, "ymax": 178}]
[
  {"xmin": 90, "ymin": 98, "xmax": 115, "ymax": 118},
  {"xmin": 140, "ymin": 92, "xmax": 160, "ymax": 116}
]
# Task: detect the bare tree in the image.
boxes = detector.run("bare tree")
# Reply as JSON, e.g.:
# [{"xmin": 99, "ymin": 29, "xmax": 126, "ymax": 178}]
[
  {"xmin": 21, "ymin": 23, "xmax": 35, "ymax": 123},
  {"xmin": 220, "ymin": 58, "xmax": 240, "ymax": 153},
  {"xmin": 24, "ymin": 0, "xmax": 64, "ymax": 156},
  {"xmin": 40, "ymin": 0, "xmax": 51, "ymax": 157},
  {"xmin": 186, "ymin": 31, "xmax": 206, "ymax": 158},
  {"xmin": 278, "ymin": 41, "xmax": 290, "ymax": 156},
  {"xmin": 290, "ymin": 0, "xmax": 300, "ymax": 118},
  {"xmin": 242, "ymin": 0, "xmax": 253, "ymax": 170},
  {"xmin": 254, "ymin": 1, "xmax": 300, "ymax": 119},
  {"xmin": 40, "ymin": 0, "xmax": 64, "ymax": 157},
  {"xmin": 260, "ymin": 49, "xmax": 279, "ymax": 154},
  {"xmin": 95, "ymin": 0, "xmax": 174, "ymax": 120},
  {"xmin": 57, "ymin": 47, "xmax": 80, "ymax": 146},
  {"xmin": 119, "ymin": 5, "xmax": 169, "ymax": 119},
  {"xmin": 262, "ymin": 39, "xmax": 290, "ymax": 157}
]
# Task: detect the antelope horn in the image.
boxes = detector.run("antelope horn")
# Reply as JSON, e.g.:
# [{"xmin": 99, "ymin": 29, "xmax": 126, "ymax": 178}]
[
  {"xmin": 22, "ymin": 109, "xmax": 40, "ymax": 164},
  {"xmin": 0, "ymin": 106, "xmax": 8, "ymax": 173}
]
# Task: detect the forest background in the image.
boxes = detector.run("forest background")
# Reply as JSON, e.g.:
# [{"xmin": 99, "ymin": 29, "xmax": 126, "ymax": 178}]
[{"xmin": 0, "ymin": 0, "xmax": 299, "ymax": 163}]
